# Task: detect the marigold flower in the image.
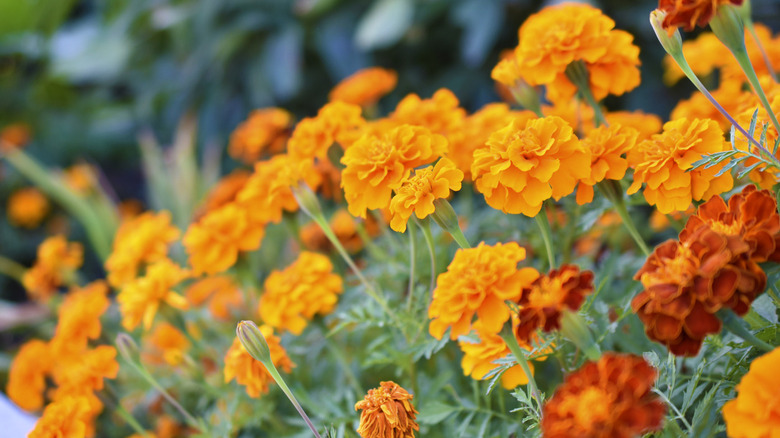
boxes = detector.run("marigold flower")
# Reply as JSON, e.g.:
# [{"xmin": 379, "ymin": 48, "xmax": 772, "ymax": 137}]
[
  {"xmin": 258, "ymin": 251, "xmax": 343, "ymax": 335},
  {"xmin": 515, "ymin": 264, "xmax": 594, "ymax": 344},
  {"xmin": 735, "ymin": 96, "xmax": 780, "ymax": 189},
  {"xmin": 117, "ymin": 259, "xmax": 190, "ymax": 331},
  {"xmin": 105, "ymin": 211, "xmax": 180, "ymax": 288},
  {"xmin": 143, "ymin": 322, "xmax": 190, "ymax": 366},
  {"xmin": 575, "ymin": 124, "xmax": 638, "ymax": 204},
  {"xmin": 6, "ymin": 339, "xmax": 51, "ymax": 411},
  {"xmin": 0, "ymin": 122, "xmax": 31, "ymax": 150},
  {"xmin": 389, "ymin": 158, "xmax": 463, "ymax": 232},
  {"xmin": 52, "ymin": 345, "xmax": 119, "ymax": 394},
  {"xmin": 185, "ymin": 276, "xmax": 243, "ymax": 320},
  {"xmin": 659, "ymin": 0, "xmax": 744, "ymax": 33},
  {"xmin": 288, "ymin": 101, "xmax": 366, "ymax": 163},
  {"xmin": 7, "ymin": 187, "xmax": 49, "ymax": 228},
  {"xmin": 671, "ymin": 79, "xmax": 752, "ymax": 131},
  {"xmin": 228, "ymin": 107, "xmax": 292, "ymax": 163},
  {"xmin": 390, "ymin": 88, "xmax": 466, "ymax": 137},
  {"xmin": 627, "ymin": 118, "xmax": 733, "ymax": 214},
  {"xmin": 22, "ymin": 235, "xmax": 84, "ymax": 302},
  {"xmin": 472, "ymin": 116, "xmax": 590, "ymax": 217},
  {"xmin": 62, "ymin": 163, "xmax": 96, "ymax": 195},
  {"xmin": 541, "ymin": 353, "xmax": 665, "ymax": 438},
  {"xmin": 429, "ymin": 242, "xmax": 533, "ymax": 340},
  {"xmin": 723, "ymin": 346, "xmax": 780, "ymax": 438},
  {"xmin": 224, "ymin": 326, "xmax": 294, "ymax": 398},
  {"xmin": 354, "ymin": 381, "xmax": 419, "ymax": 438},
  {"xmin": 341, "ymin": 124, "xmax": 447, "ymax": 218},
  {"xmin": 28, "ymin": 396, "xmax": 91, "ymax": 438},
  {"xmin": 183, "ymin": 202, "xmax": 266, "ymax": 276},
  {"xmin": 197, "ymin": 169, "xmax": 251, "ymax": 217},
  {"xmin": 50, "ymin": 281, "xmax": 110, "ymax": 354},
  {"xmin": 329, "ymin": 67, "xmax": 398, "ymax": 107}
]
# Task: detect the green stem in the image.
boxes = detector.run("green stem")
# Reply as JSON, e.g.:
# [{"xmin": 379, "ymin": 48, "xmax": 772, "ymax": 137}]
[
  {"xmin": 599, "ymin": 181, "xmax": 651, "ymax": 256},
  {"xmin": 732, "ymin": 48, "xmax": 780, "ymax": 134},
  {"xmin": 406, "ymin": 223, "xmax": 417, "ymax": 312},
  {"xmin": 265, "ymin": 362, "xmax": 322, "ymax": 438},
  {"xmin": 565, "ymin": 61, "xmax": 608, "ymax": 127},
  {"xmin": 0, "ymin": 255, "xmax": 26, "ymax": 282},
  {"xmin": 718, "ymin": 308, "xmax": 774, "ymax": 352},
  {"xmin": 431, "ymin": 198, "xmax": 470, "ymax": 249},
  {"xmin": 499, "ymin": 327, "xmax": 542, "ymax": 416},
  {"xmin": 534, "ymin": 212, "xmax": 555, "ymax": 270},
  {"xmin": 745, "ymin": 20, "xmax": 778, "ymax": 82},
  {"xmin": 416, "ymin": 218, "xmax": 437, "ymax": 301},
  {"xmin": 114, "ymin": 404, "xmax": 151, "ymax": 437}
]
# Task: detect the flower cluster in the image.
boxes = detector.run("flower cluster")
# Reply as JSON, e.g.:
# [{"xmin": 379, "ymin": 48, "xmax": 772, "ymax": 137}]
[{"xmin": 22, "ymin": 235, "xmax": 83, "ymax": 302}]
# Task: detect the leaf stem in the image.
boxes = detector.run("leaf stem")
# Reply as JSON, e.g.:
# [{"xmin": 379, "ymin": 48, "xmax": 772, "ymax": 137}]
[{"xmin": 534, "ymin": 211, "xmax": 555, "ymax": 270}]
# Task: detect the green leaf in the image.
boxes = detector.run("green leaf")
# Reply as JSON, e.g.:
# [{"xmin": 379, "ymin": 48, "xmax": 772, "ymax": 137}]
[
  {"xmin": 355, "ymin": 0, "xmax": 413, "ymax": 50},
  {"xmin": 418, "ymin": 401, "xmax": 460, "ymax": 425},
  {"xmin": 690, "ymin": 383, "xmax": 722, "ymax": 438}
]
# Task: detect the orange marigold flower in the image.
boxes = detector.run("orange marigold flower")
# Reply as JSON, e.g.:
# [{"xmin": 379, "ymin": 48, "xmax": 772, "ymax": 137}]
[
  {"xmin": 389, "ymin": 158, "xmax": 463, "ymax": 232},
  {"xmin": 541, "ymin": 353, "xmax": 665, "ymax": 438},
  {"xmin": 472, "ymin": 116, "xmax": 590, "ymax": 217},
  {"xmin": 143, "ymin": 322, "xmax": 191, "ymax": 366},
  {"xmin": 341, "ymin": 124, "xmax": 447, "ymax": 218},
  {"xmin": 354, "ymin": 381, "xmax": 419, "ymax": 438},
  {"xmin": 185, "ymin": 276, "xmax": 243, "ymax": 320},
  {"xmin": 224, "ymin": 326, "xmax": 294, "ymax": 398},
  {"xmin": 606, "ymin": 111, "xmax": 663, "ymax": 141},
  {"xmin": 671, "ymin": 79, "xmax": 752, "ymax": 131},
  {"xmin": 117, "ymin": 259, "xmax": 190, "ymax": 331},
  {"xmin": 428, "ymin": 242, "xmax": 532, "ymax": 340},
  {"xmin": 659, "ymin": 0, "xmax": 744, "ymax": 33},
  {"xmin": 515, "ymin": 264, "xmax": 594, "ymax": 344},
  {"xmin": 28, "ymin": 396, "xmax": 92, "ymax": 438},
  {"xmin": 627, "ymin": 118, "xmax": 733, "ymax": 214},
  {"xmin": 575, "ymin": 124, "xmax": 639, "ymax": 204},
  {"xmin": 63, "ymin": 163, "xmax": 96, "ymax": 195},
  {"xmin": 288, "ymin": 101, "xmax": 366, "ymax": 163},
  {"xmin": 196, "ymin": 169, "xmax": 251, "ymax": 218},
  {"xmin": 105, "ymin": 211, "xmax": 180, "ymax": 288},
  {"xmin": 50, "ymin": 281, "xmax": 110, "ymax": 355},
  {"xmin": 228, "ymin": 107, "xmax": 292, "ymax": 163},
  {"xmin": 7, "ymin": 187, "xmax": 49, "ymax": 228},
  {"xmin": 183, "ymin": 202, "xmax": 266, "ymax": 276},
  {"xmin": 6, "ymin": 339, "xmax": 51, "ymax": 411},
  {"xmin": 735, "ymin": 96, "xmax": 780, "ymax": 189},
  {"xmin": 723, "ymin": 346, "xmax": 780, "ymax": 438},
  {"xmin": 52, "ymin": 345, "xmax": 119, "ymax": 394},
  {"xmin": 22, "ymin": 235, "xmax": 84, "ymax": 302},
  {"xmin": 0, "ymin": 122, "xmax": 32, "ymax": 150},
  {"xmin": 329, "ymin": 67, "xmax": 398, "ymax": 107},
  {"xmin": 258, "ymin": 251, "xmax": 343, "ymax": 335},
  {"xmin": 390, "ymin": 88, "xmax": 466, "ymax": 137}
]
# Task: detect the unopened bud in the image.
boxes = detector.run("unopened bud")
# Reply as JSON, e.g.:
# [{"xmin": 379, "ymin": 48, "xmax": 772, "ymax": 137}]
[
  {"xmin": 650, "ymin": 10, "xmax": 683, "ymax": 58},
  {"xmin": 236, "ymin": 320, "xmax": 272, "ymax": 365},
  {"xmin": 710, "ymin": 4, "xmax": 747, "ymax": 55},
  {"xmin": 291, "ymin": 183, "xmax": 323, "ymax": 219},
  {"xmin": 116, "ymin": 333, "xmax": 140, "ymax": 363},
  {"xmin": 431, "ymin": 198, "xmax": 459, "ymax": 234}
]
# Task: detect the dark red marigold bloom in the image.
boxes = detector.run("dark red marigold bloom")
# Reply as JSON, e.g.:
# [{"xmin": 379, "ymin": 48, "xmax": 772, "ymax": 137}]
[
  {"xmin": 541, "ymin": 353, "xmax": 665, "ymax": 438},
  {"xmin": 658, "ymin": 0, "xmax": 745, "ymax": 33}
]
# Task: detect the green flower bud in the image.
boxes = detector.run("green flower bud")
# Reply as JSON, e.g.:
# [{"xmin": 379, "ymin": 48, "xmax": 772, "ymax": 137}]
[{"xmin": 236, "ymin": 320, "xmax": 272, "ymax": 365}]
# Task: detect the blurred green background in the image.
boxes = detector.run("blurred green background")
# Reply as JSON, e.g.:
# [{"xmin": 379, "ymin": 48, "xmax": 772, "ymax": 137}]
[{"xmin": 1, "ymin": 0, "xmax": 779, "ymax": 302}]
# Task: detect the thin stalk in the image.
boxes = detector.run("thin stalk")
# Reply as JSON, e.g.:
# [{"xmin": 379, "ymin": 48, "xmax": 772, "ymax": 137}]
[
  {"xmin": 406, "ymin": 223, "xmax": 417, "ymax": 312},
  {"xmin": 565, "ymin": 61, "xmax": 608, "ymax": 127},
  {"xmin": 0, "ymin": 255, "xmax": 26, "ymax": 282},
  {"xmin": 652, "ymin": 389, "xmax": 693, "ymax": 433},
  {"xmin": 732, "ymin": 48, "xmax": 780, "ymax": 134},
  {"xmin": 416, "ymin": 218, "xmax": 437, "ymax": 300},
  {"xmin": 534, "ymin": 212, "xmax": 555, "ymax": 270},
  {"xmin": 115, "ymin": 404, "xmax": 151, "ymax": 437},
  {"xmin": 264, "ymin": 361, "xmax": 322, "ymax": 438},
  {"xmin": 718, "ymin": 308, "xmax": 774, "ymax": 352},
  {"xmin": 598, "ymin": 181, "xmax": 651, "ymax": 256},
  {"xmin": 745, "ymin": 20, "xmax": 778, "ymax": 81},
  {"xmin": 500, "ymin": 327, "xmax": 542, "ymax": 416}
]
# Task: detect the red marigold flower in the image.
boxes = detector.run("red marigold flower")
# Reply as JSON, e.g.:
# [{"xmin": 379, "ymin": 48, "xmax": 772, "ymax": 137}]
[
  {"xmin": 354, "ymin": 381, "xmax": 419, "ymax": 438},
  {"xmin": 515, "ymin": 264, "xmax": 594, "ymax": 344},
  {"xmin": 541, "ymin": 353, "xmax": 665, "ymax": 438},
  {"xmin": 659, "ymin": 0, "xmax": 745, "ymax": 33}
]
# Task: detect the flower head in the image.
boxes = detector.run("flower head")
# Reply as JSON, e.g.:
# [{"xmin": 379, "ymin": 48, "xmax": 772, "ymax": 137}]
[
  {"xmin": 50, "ymin": 281, "xmax": 110, "ymax": 355},
  {"xmin": 627, "ymin": 118, "xmax": 733, "ymax": 214},
  {"xmin": 196, "ymin": 169, "xmax": 251, "ymax": 217},
  {"xmin": 390, "ymin": 89, "xmax": 466, "ymax": 137},
  {"xmin": 389, "ymin": 158, "xmax": 463, "ymax": 232},
  {"xmin": 659, "ymin": 0, "xmax": 745, "ymax": 33},
  {"xmin": 7, "ymin": 187, "xmax": 49, "ymax": 228},
  {"xmin": 229, "ymin": 108, "xmax": 292, "ymax": 163},
  {"xmin": 0, "ymin": 122, "xmax": 31, "ymax": 150},
  {"xmin": 541, "ymin": 353, "xmax": 665, "ymax": 438},
  {"xmin": 723, "ymin": 346, "xmax": 780, "ymax": 438},
  {"xmin": 28, "ymin": 396, "xmax": 92, "ymax": 438},
  {"xmin": 428, "ymin": 242, "xmax": 531, "ymax": 340},
  {"xmin": 185, "ymin": 276, "xmax": 243, "ymax": 320},
  {"xmin": 288, "ymin": 101, "xmax": 366, "ymax": 163},
  {"xmin": 329, "ymin": 67, "xmax": 398, "ymax": 107},
  {"xmin": 258, "ymin": 251, "xmax": 343, "ymax": 335},
  {"xmin": 117, "ymin": 259, "xmax": 190, "ymax": 331},
  {"xmin": 575, "ymin": 124, "xmax": 639, "ymax": 204},
  {"xmin": 143, "ymin": 322, "xmax": 191, "ymax": 366},
  {"xmin": 6, "ymin": 339, "xmax": 51, "ymax": 411},
  {"xmin": 51, "ymin": 345, "xmax": 119, "ymax": 394},
  {"xmin": 472, "ymin": 116, "xmax": 590, "ymax": 217},
  {"xmin": 354, "ymin": 381, "xmax": 419, "ymax": 438},
  {"xmin": 224, "ymin": 326, "xmax": 294, "ymax": 398},
  {"xmin": 22, "ymin": 235, "xmax": 83, "ymax": 302}
]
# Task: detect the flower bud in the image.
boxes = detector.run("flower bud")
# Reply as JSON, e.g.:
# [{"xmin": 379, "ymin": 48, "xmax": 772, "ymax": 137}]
[
  {"xmin": 710, "ymin": 4, "xmax": 747, "ymax": 55},
  {"xmin": 291, "ymin": 183, "xmax": 323, "ymax": 219},
  {"xmin": 116, "ymin": 333, "xmax": 140, "ymax": 363},
  {"xmin": 560, "ymin": 309, "xmax": 601, "ymax": 361},
  {"xmin": 430, "ymin": 198, "xmax": 459, "ymax": 234},
  {"xmin": 236, "ymin": 320, "xmax": 272, "ymax": 365},
  {"xmin": 650, "ymin": 10, "xmax": 683, "ymax": 58}
]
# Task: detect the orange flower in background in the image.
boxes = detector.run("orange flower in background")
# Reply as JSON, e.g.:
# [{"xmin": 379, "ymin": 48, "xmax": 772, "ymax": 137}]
[
  {"xmin": 7, "ymin": 187, "xmax": 49, "ymax": 228},
  {"xmin": 183, "ymin": 202, "xmax": 266, "ymax": 276},
  {"xmin": 287, "ymin": 101, "xmax": 366, "ymax": 163},
  {"xmin": 472, "ymin": 116, "xmax": 590, "ymax": 217},
  {"xmin": 735, "ymin": 96, "xmax": 780, "ymax": 189},
  {"xmin": 117, "ymin": 259, "xmax": 190, "ymax": 331},
  {"xmin": 22, "ymin": 235, "xmax": 84, "ymax": 302},
  {"xmin": 671, "ymin": 79, "xmax": 751, "ymax": 131},
  {"xmin": 575, "ymin": 124, "xmax": 638, "ymax": 204},
  {"xmin": 258, "ymin": 251, "xmax": 343, "ymax": 335},
  {"xmin": 659, "ymin": 0, "xmax": 745, "ymax": 33},
  {"xmin": 0, "ymin": 122, "xmax": 31, "ymax": 150},
  {"xmin": 105, "ymin": 211, "xmax": 180, "ymax": 288},
  {"xmin": 541, "ymin": 353, "xmax": 665, "ymax": 438},
  {"xmin": 224, "ymin": 326, "xmax": 294, "ymax": 398},
  {"xmin": 143, "ymin": 322, "xmax": 191, "ymax": 366},
  {"xmin": 63, "ymin": 163, "xmax": 96, "ymax": 195},
  {"xmin": 50, "ymin": 281, "xmax": 110, "ymax": 354},
  {"xmin": 390, "ymin": 88, "xmax": 466, "ymax": 137},
  {"xmin": 515, "ymin": 265, "xmax": 594, "ymax": 344},
  {"xmin": 329, "ymin": 67, "xmax": 398, "ymax": 107},
  {"xmin": 197, "ymin": 169, "xmax": 251, "ymax": 217},
  {"xmin": 605, "ymin": 111, "xmax": 663, "ymax": 141},
  {"xmin": 627, "ymin": 118, "xmax": 733, "ymax": 214},
  {"xmin": 300, "ymin": 208, "xmax": 376, "ymax": 253},
  {"xmin": 228, "ymin": 107, "xmax": 292, "ymax": 163},
  {"xmin": 354, "ymin": 381, "xmax": 419, "ymax": 438},
  {"xmin": 341, "ymin": 124, "xmax": 447, "ymax": 218},
  {"xmin": 185, "ymin": 276, "xmax": 243, "ymax": 320},
  {"xmin": 389, "ymin": 158, "xmax": 463, "ymax": 232},
  {"xmin": 6, "ymin": 339, "xmax": 51, "ymax": 411},
  {"xmin": 429, "ymin": 242, "xmax": 533, "ymax": 340},
  {"xmin": 723, "ymin": 346, "xmax": 780, "ymax": 438},
  {"xmin": 28, "ymin": 396, "xmax": 91, "ymax": 438},
  {"xmin": 52, "ymin": 345, "xmax": 119, "ymax": 394}
]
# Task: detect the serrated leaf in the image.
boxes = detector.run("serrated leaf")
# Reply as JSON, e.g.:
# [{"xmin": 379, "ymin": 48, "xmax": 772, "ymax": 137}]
[{"xmin": 690, "ymin": 383, "xmax": 722, "ymax": 438}]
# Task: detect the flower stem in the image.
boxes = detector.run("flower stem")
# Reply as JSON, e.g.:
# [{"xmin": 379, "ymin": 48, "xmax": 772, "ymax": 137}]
[
  {"xmin": 415, "ymin": 217, "xmax": 437, "ymax": 301},
  {"xmin": 718, "ymin": 308, "xmax": 774, "ymax": 352},
  {"xmin": 598, "ymin": 181, "xmax": 651, "ymax": 256},
  {"xmin": 499, "ymin": 325, "xmax": 542, "ymax": 415},
  {"xmin": 0, "ymin": 255, "xmax": 26, "ymax": 283},
  {"xmin": 565, "ymin": 61, "xmax": 608, "ymax": 127},
  {"xmin": 732, "ymin": 48, "xmax": 780, "ymax": 134},
  {"xmin": 406, "ymin": 223, "xmax": 417, "ymax": 312},
  {"xmin": 265, "ymin": 361, "xmax": 322, "ymax": 438},
  {"xmin": 431, "ymin": 198, "xmax": 471, "ymax": 249},
  {"xmin": 114, "ymin": 404, "xmax": 151, "ymax": 437},
  {"xmin": 534, "ymin": 211, "xmax": 555, "ymax": 270},
  {"xmin": 745, "ymin": 20, "xmax": 778, "ymax": 82}
]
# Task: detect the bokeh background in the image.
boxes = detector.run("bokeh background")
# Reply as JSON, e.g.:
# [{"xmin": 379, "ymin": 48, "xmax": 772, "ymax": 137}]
[{"xmin": 1, "ymin": 0, "xmax": 779, "ymax": 303}]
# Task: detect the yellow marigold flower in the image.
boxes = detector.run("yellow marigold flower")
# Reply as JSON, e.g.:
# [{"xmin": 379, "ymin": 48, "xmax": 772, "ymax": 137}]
[
  {"xmin": 117, "ymin": 259, "xmax": 189, "ymax": 331},
  {"xmin": 105, "ymin": 211, "xmax": 180, "ymax": 288},
  {"xmin": 22, "ymin": 235, "xmax": 84, "ymax": 302},
  {"xmin": 228, "ymin": 107, "xmax": 292, "ymax": 163},
  {"xmin": 224, "ymin": 326, "xmax": 294, "ymax": 398},
  {"xmin": 63, "ymin": 163, "xmax": 96, "ymax": 195},
  {"xmin": 541, "ymin": 353, "xmax": 665, "ymax": 438},
  {"xmin": 429, "ymin": 242, "xmax": 532, "ymax": 340},
  {"xmin": 143, "ymin": 322, "xmax": 190, "ymax": 366},
  {"xmin": 472, "ymin": 116, "xmax": 590, "ymax": 217},
  {"xmin": 735, "ymin": 96, "xmax": 780, "ymax": 189},
  {"xmin": 389, "ymin": 158, "xmax": 463, "ymax": 232},
  {"xmin": 627, "ymin": 118, "xmax": 733, "ymax": 214},
  {"xmin": 575, "ymin": 124, "xmax": 638, "ymax": 204},
  {"xmin": 288, "ymin": 101, "xmax": 366, "ymax": 164},
  {"xmin": 7, "ymin": 187, "xmax": 49, "ymax": 228},
  {"xmin": 605, "ymin": 111, "xmax": 663, "ymax": 141},
  {"xmin": 329, "ymin": 67, "xmax": 398, "ymax": 107},
  {"xmin": 196, "ymin": 169, "xmax": 251, "ymax": 218},
  {"xmin": 659, "ymin": 0, "xmax": 744, "ymax": 33},
  {"xmin": 185, "ymin": 276, "xmax": 243, "ymax": 320},
  {"xmin": 341, "ymin": 124, "xmax": 447, "ymax": 218},
  {"xmin": 723, "ymin": 346, "xmax": 780, "ymax": 438},
  {"xmin": 183, "ymin": 202, "xmax": 266, "ymax": 276},
  {"xmin": 50, "ymin": 281, "xmax": 110, "ymax": 355},
  {"xmin": 52, "ymin": 345, "xmax": 119, "ymax": 393},
  {"xmin": 390, "ymin": 88, "xmax": 466, "ymax": 136},
  {"xmin": 354, "ymin": 381, "xmax": 419, "ymax": 438},
  {"xmin": 6, "ymin": 339, "xmax": 51, "ymax": 411},
  {"xmin": 28, "ymin": 396, "xmax": 91, "ymax": 438},
  {"xmin": 258, "ymin": 251, "xmax": 343, "ymax": 335},
  {"xmin": 511, "ymin": 4, "xmax": 640, "ymax": 103},
  {"xmin": 0, "ymin": 122, "xmax": 31, "ymax": 150}
]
